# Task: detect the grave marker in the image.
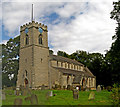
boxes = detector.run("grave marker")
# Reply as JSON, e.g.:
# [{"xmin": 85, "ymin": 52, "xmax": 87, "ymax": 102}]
[
  {"xmin": 85, "ymin": 88, "xmax": 89, "ymax": 91},
  {"xmin": 46, "ymin": 91, "xmax": 53, "ymax": 97},
  {"xmin": 24, "ymin": 96, "xmax": 31, "ymax": 102},
  {"xmin": 14, "ymin": 98, "xmax": 22, "ymax": 107},
  {"xmin": 97, "ymin": 85, "xmax": 101, "ymax": 92},
  {"xmin": 2, "ymin": 92, "xmax": 6, "ymax": 100},
  {"xmin": 88, "ymin": 92, "xmax": 95, "ymax": 100},
  {"xmin": 30, "ymin": 94, "xmax": 38, "ymax": 105},
  {"xmin": 73, "ymin": 89, "xmax": 79, "ymax": 99},
  {"xmin": 41, "ymin": 84, "xmax": 45, "ymax": 90}
]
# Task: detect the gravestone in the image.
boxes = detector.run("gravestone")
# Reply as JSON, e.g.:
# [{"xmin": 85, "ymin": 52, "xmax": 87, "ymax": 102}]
[
  {"xmin": 81, "ymin": 86, "xmax": 83, "ymax": 91},
  {"xmin": 24, "ymin": 96, "xmax": 31, "ymax": 102},
  {"xmin": 88, "ymin": 92, "xmax": 95, "ymax": 100},
  {"xmin": 2, "ymin": 92, "xmax": 6, "ymax": 100},
  {"xmin": 22, "ymin": 87, "xmax": 31, "ymax": 96},
  {"xmin": 30, "ymin": 94, "xmax": 38, "ymax": 105},
  {"xmin": 103, "ymin": 87, "xmax": 105, "ymax": 90},
  {"xmin": 14, "ymin": 90, "xmax": 16, "ymax": 95},
  {"xmin": 63, "ymin": 86, "xmax": 66, "ymax": 90},
  {"xmin": 22, "ymin": 89, "xmax": 28, "ymax": 96},
  {"xmin": 70, "ymin": 86, "xmax": 74, "ymax": 90},
  {"xmin": 55, "ymin": 84, "xmax": 58, "ymax": 89},
  {"xmin": 14, "ymin": 98, "xmax": 22, "ymax": 107},
  {"xmin": 97, "ymin": 85, "xmax": 101, "ymax": 92},
  {"xmin": 46, "ymin": 91, "xmax": 53, "ymax": 100},
  {"xmin": 16, "ymin": 90, "xmax": 20, "ymax": 96},
  {"xmin": 28, "ymin": 88, "xmax": 31, "ymax": 95},
  {"xmin": 85, "ymin": 88, "xmax": 89, "ymax": 91},
  {"xmin": 73, "ymin": 89, "xmax": 79, "ymax": 99},
  {"xmin": 41, "ymin": 84, "xmax": 45, "ymax": 90},
  {"xmin": 67, "ymin": 85, "xmax": 71, "ymax": 90},
  {"xmin": 57, "ymin": 85, "xmax": 61, "ymax": 89},
  {"xmin": 46, "ymin": 91, "xmax": 53, "ymax": 97},
  {"xmin": 52, "ymin": 84, "xmax": 55, "ymax": 89}
]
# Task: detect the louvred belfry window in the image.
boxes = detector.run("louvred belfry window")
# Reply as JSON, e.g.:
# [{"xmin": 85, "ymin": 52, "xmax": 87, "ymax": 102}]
[
  {"xmin": 26, "ymin": 34, "xmax": 29, "ymax": 45},
  {"xmin": 39, "ymin": 34, "xmax": 42, "ymax": 44}
]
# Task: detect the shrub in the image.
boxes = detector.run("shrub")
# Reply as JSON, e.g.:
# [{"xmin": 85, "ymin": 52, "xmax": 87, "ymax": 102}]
[{"xmin": 110, "ymin": 84, "xmax": 120, "ymax": 106}]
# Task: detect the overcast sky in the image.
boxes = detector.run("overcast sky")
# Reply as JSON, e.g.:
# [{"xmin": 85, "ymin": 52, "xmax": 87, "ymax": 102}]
[{"xmin": 0, "ymin": 0, "xmax": 118, "ymax": 54}]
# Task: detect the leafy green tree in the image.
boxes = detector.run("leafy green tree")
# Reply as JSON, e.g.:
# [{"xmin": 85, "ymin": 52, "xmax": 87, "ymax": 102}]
[
  {"xmin": 49, "ymin": 49, "xmax": 54, "ymax": 55},
  {"xmin": 57, "ymin": 50, "xmax": 69, "ymax": 58},
  {"xmin": 2, "ymin": 36, "xmax": 20, "ymax": 87},
  {"xmin": 107, "ymin": 0, "xmax": 120, "ymax": 85}
]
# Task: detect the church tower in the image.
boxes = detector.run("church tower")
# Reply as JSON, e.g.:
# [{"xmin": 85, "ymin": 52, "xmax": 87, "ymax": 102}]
[{"xmin": 17, "ymin": 5, "xmax": 49, "ymax": 88}]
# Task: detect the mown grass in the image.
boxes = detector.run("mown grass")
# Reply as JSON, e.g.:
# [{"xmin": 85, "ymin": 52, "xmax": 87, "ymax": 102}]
[{"xmin": 2, "ymin": 89, "xmax": 113, "ymax": 106}]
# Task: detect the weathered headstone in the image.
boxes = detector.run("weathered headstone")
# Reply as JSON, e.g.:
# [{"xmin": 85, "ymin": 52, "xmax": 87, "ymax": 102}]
[
  {"xmin": 73, "ymin": 89, "xmax": 79, "ymax": 99},
  {"xmin": 21, "ymin": 87, "xmax": 31, "ymax": 96},
  {"xmin": 55, "ymin": 84, "xmax": 58, "ymax": 89},
  {"xmin": 63, "ymin": 86, "xmax": 66, "ymax": 90},
  {"xmin": 67, "ymin": 85, "xmax": 70, "ymax": 90},
  {"xmin": 14, "ymin": 98, "xmax": 22, "ymax": 107},
  {"xmin": 97, "ymin": 85, "xmax": 101, "ymax": 92},
  {"xmin": 88, "ymin": 92, "xmax": 95, "ymax": 100},
  {"xmin": 2, "ymin": 92, "xmax": 6, "ymax": 100},
  {"xmin": 22, "ymin": 89, "xmax": 27, "ymax": 96},
  {"xmin": 52, "ymin": 84, "xmax": 55, "ymax": 89},
  {"xmin": 81, "ymin": 86, "xmax": 83, "ymax": 91},
  {"xmin": 41, "ymin": 84, "xmax": 45, "ymax": 90},
  {"xmin": 57, "ymin": 85, "xmax": 61, "ymax": 89},
  {"xmin": 103, "ymin": 87, "xmax": 105, "ymax": 90},
  {"xmin": 46, "ymin": 91, "xmax": 53, "ymax": 100},
  {"xmin": 46, "ymin": 91, "xmax": 53, "ymax": 97},
  {"xmin": 49, "ymin": 91, "xmax": 53, "ymax": 97},
  {"xmin": 14, "ymin": 90, "xmax": 16, "ymax": 95},
  {"xmin": 24, "ymin": 96, "xmax": 31, "ymax": 102},
  {"xmin": 30, "ymin": 94, "xmax": 38, "ymax": 105},
  {"xmin": 85, "ymin": 88, "xmax": 89, "ymax": 91},
  {"xmin": 16, "ymin": 90, "xmax": 20, "ymax": 96}
]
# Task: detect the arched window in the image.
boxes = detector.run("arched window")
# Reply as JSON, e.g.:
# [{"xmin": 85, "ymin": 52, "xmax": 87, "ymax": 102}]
[
  {"xmin": 38, "ymin": 34, "xmax": 42, "ymax": 44},
  {"xmin": 26, "ymin": 34, "xmax": 29, "ymax": 45}
]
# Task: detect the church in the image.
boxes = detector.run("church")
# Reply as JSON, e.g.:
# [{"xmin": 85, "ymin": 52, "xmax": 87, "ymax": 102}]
[{"xmin": 16, "ymin": 9, "xmax": 96, "ymax": 90}]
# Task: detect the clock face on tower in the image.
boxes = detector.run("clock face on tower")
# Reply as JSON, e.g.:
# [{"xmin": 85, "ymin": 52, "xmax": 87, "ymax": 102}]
[
  {"xmin": 38, "ymin": 27, "xmax": 43, "ymax": 33},
  {"xmin": 25, "ymin": 28, "xmax": 29, "ymax": 34}
]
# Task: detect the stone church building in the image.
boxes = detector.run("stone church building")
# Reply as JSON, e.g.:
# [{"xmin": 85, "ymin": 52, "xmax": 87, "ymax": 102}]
[{"xmin": 17, "ymin": 20, "xmax": 96, "ymax": 90}]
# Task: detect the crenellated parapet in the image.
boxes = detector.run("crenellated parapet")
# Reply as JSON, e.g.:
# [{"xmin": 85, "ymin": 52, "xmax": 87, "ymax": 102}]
[{"xmin": 20, "ymin": 21, "xmax": 48, "ymax": 32}]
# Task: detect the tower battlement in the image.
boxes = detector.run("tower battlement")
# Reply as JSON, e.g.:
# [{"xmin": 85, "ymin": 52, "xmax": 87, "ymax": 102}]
[{"xmin": 20, "ymin": 21, "xmax": 48, "ymax": 32}]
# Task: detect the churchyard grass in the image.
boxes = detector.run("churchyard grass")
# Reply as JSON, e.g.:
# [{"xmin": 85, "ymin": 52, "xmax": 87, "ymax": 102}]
[{"xmin": 2, "ymin": 89, "xmax": 112, "ymax": 105}]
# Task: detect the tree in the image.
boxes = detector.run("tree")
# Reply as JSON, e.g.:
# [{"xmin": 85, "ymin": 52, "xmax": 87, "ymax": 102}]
[
  {"xmin": 49, "ymin": 49, "xmax": 54, "ymax": 55},
  {"xmin": 107, "ymin": 0, "xmax": 120, "ymax": 85},
  {"xmin": 57, "ymin": 50, "xmax": 69, "ymax": 58},
  {"xmin": 2, "ymin": 36, "xmax": 20, "ymax": 87}
]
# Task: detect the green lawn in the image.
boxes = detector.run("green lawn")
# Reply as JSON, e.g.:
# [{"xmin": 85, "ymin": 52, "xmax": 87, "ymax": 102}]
[{"xmin": 2, "ymin": 89, "xmax": 113, "ymax": 106}]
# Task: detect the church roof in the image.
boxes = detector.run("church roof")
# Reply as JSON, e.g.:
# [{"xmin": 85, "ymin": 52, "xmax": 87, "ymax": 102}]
[
  {"xmin": 49, "ymin": 55, "xmax": 84, "ymax": 66},
  {"xmin": 52, "ymin": 67, "xmax": 95, "ymax": 78}
]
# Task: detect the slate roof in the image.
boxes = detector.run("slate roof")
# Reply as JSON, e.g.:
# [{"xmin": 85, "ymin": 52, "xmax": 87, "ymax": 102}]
[
  {"xmin": 49, "ymin": 55, "xmax": 84, "ymax": 66},
  {"xmin": 52, "ymin": 67, "xmax": 95, "ymax": 77}
]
